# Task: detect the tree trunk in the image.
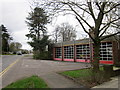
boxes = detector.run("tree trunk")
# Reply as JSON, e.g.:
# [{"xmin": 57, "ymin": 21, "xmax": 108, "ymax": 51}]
[{"xmin": 92, "ymin": 41, "xmax": 100, "ymax": 72}]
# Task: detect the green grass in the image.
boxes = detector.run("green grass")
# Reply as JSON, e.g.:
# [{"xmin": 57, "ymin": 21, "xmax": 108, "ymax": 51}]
[
  {"xmin": 24, "ymin": 55, "xmax": 33, "ymax": 57},
  {"xmin": 61, "ymin": 67, "xmax": 104, "ymax": 78},
  {"xmin": 60, "ymin": 66, "xmax": 110, "ymax": 88},
  {"xmin": 3, "ymin": 75, "xmax": 49, "ymax": 88},
  {"xmin": 1, "ymin": 54, "xmax": 16, "ymax": 55},
  {"xmin": 61, "ymin": 68, "xmax": 92, "ymax": 78}
]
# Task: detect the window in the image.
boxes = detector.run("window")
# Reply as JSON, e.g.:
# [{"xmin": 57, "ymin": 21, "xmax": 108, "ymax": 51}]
[
  {"xmin": 64, "ymin": 46, "xmax": 74, "ymax": 59},
  {"xmin": 76, "ymin": 44, "xmax": 90, "ymax": 59},
  {"xmin": 100, "ymin": 42, "xmax": 113, "ymax": 61},
  {"xmin": 55, "ymin": 47, "xmax": 62, "ymax": 58}
]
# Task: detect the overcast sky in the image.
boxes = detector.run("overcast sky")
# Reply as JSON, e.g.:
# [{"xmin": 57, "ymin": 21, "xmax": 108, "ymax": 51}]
[
  {"xmin": 1, "ymin": 0, "xmax": 88, "ymax": 50},
  {"xmin": 1, "ymin": 0, "xmax": 32, "ymax": 50}
]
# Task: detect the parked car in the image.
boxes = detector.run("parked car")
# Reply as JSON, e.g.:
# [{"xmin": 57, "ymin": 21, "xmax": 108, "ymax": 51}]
[{"xmin": 17, "ymin": 52, "xmax": 22, "ymax": 55}]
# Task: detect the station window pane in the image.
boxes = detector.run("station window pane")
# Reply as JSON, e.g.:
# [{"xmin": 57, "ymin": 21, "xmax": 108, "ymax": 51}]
[
  {"xmin": 76, "ymin": 44, "xmax": 90, "ymax": 59},
  {"xmin": 64, "ymin": 46, "xmax": 74, "ymax": 59},
  {"xmin": 55, "ymin": 47, "xmax": 62, "ymax": 58},
  {"xmin": 100, "ymin": 42, "xmax": 113, "ymax": 61}
]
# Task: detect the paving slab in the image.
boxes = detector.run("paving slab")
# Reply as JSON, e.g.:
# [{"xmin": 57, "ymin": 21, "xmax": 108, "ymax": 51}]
[{"xmin": 41, "ymin": 73, "xmax": 83, "ymax": 88}]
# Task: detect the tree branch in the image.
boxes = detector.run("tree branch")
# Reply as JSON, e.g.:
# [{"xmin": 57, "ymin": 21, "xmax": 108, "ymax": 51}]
[
  {"xmin": 96, "ymin": 2, "xmax": 103, "ymax": 13},
  {"xmin": 104, "ymin": 3, "xmax": 120, "ymax": 14},
  {"xmin": 95, "ymin": 2, "xmax": 107, "ymax": 37},
  {"xmin": 99, "ymin": 25, "xmax": 110, "ymax": 38},
  {"xmin": 67, "ymin": 3, "xmax": 94, "ymax": 31},
  {"xmin": 87, "ymin": 2, "xmax": 96, "ymax": 21},
  {"xmin": 100, "ymin": 17, "xmax": 120, "ymax": 31},
  {"xmin": 70, "ymin": 2, "xmax": 92, "ymax": 15},
  {"xmin": 100, "ymin": 32, "xmax": 120, "ymax": 41},
  {"xmin": 76, "ymin": 16, "xmax": 95, "ymax": 42}
]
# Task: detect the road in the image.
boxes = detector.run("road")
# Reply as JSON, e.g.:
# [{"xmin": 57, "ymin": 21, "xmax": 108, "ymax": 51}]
[{"xmin": 1, "ymin": 55, "xmax": 23, "ymax": 71}]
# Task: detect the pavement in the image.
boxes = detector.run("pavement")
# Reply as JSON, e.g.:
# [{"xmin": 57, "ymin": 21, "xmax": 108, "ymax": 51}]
[
  {"xmin": 92, "ymin": 76, "xmax": 119, "ymax": 89},
  {"xmin": 1, "ymin": 56, "xmax": 120, "ymax": 89}
]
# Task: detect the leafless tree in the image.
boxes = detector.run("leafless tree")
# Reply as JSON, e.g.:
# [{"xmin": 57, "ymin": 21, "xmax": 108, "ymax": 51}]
[
  {"xmin": 53, "ymin": 22, "xmax": 76, "ymax": 42},
  {"xmin": 52, "ymin": 25, "xmax": 61, "ymax": 43}
]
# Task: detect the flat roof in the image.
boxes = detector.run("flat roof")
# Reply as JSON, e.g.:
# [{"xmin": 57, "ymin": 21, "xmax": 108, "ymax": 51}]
[{"xmin": 54, "ymin": 35, "xmax": 120, "ymax": 47}]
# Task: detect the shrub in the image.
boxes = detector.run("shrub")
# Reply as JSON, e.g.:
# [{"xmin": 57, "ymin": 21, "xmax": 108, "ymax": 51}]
[
  {"xmin": 88, "ymin": 71, "xmax": 106, "ymax": 84},
  {"xmin": 33, "ymin": 51, "xmax": 52, "ymax": 60}
]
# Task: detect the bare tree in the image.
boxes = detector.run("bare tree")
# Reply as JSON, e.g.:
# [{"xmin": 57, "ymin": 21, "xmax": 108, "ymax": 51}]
[
  {"xmin": 52, "ymin": 25, "xmax": 61, "ymax": 43},
  {"xmin": 36, "ymin": 0, "xmax": 120, "ymax": 72},
  {"xmin": 53, "ymin": 22, "xmax": 76, "ymax": 42}
]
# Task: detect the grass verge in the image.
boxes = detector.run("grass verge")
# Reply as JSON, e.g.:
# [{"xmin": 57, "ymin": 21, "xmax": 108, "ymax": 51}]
[
  {"xmin": 59, "ymin": 67, "xmax": 110, "ymax": 88},
  {"xmin": 3, "ymin": 75, "xmax": 49, "ymax": 88},
  {"xmin": 1, "ymin": 54, "xmax": 16, "ymax": 55},
  {"xmin": 24, "ymin": 55, "xmax": 33, "ymax": 57}
]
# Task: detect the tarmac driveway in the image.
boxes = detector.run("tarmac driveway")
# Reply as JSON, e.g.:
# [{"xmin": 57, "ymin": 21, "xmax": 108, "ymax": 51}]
[{"xmin": 2, "ymin": 56, "xmax": 91, "ymax": 88}]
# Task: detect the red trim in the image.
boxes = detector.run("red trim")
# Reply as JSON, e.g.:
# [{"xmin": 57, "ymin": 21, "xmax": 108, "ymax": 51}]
[
  {"xmin": 76, "ymin": 59, "xmax": 113, "ymax": 64},
  {"xmin": 54, "ymin": 58, "xmax": 113, "ymax": 64},
  {"xmin": 54, "ymin": 58, "xmax": 62, "ymax": 61},
  {"xmin": 76, "ymin": 59, "xmax": 90, "ymax": 63},
  {"xmin": 64, "ymin": 59, "xmax": 74, "ymax": 61},
  {"xmin": 99, "ymin": 60, "xmax": 113, "ymax": 64}
]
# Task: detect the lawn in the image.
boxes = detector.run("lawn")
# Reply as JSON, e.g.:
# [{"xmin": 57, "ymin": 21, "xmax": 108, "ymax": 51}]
[
  {"xmin": 1, "ymin": 54, "xmax": 16, "ymax": 55},
  {"xmin": 61, "ymin": 68, "xmax": 92, "ymax": 78},
  {"xmin": 60, "ymin": 67, "xmax": 109, "ymax": 88},
  {"xmin": 60, "ymin": 67, "xmax": 104, "ymax": 78},
  {"xmin": 3, "ymin": 75, "xmax": 49, "ymax": 88}
]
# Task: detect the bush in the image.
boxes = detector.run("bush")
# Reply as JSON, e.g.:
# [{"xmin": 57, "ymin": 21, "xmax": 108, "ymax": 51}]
[
  {"xmin": 33, "ymin": 51, "xmax": 52, "ymax": 60},
  {"xmin": 60, "ymin": 67, "xmax": 110, "ymax": 88},
  {"xmin": 78, "ymin": 69, "xmax": 110, "ymax": 87},
  {"xmin": 88, "ymin": 70, "xmax": 106, "ymax": 84}
]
